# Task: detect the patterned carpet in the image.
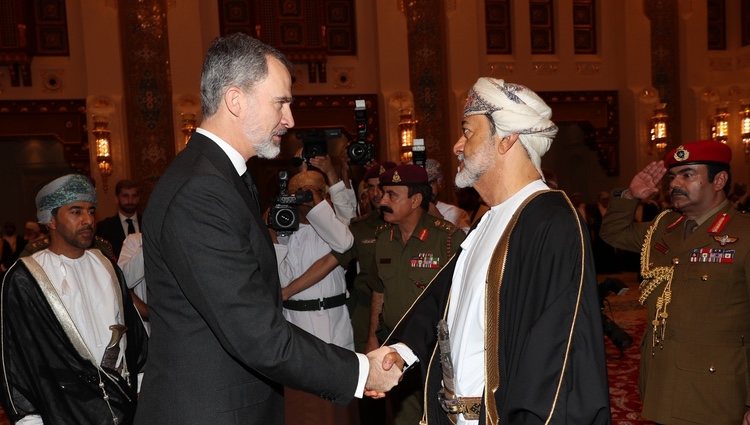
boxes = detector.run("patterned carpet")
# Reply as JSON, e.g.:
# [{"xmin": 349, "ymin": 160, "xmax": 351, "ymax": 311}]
[{"xmin": 602, "ymin": 272, "xmax": 655, "ymax": 425}]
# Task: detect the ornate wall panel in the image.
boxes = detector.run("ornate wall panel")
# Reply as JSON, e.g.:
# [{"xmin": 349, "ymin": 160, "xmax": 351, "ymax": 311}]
[
  {"xmin": 404, "ymin": 0, "xmax": 451, "ymax": 164},
  {"xmin": 530, "ymin": 0, "xmax": 555, "ymax": 54},
  {"xmin": 0, "ymin": 0, "xmax": 69, "ymax": 86},
  {"xmin": 646, "ymin": 0, "xmax": 681, "ymax": 149},
  {"xmin": 707, "ymin": 0, "xmax": 726, "ymax": 50},
  {"xmin": 219, "ymin": 0, "xmax": 356, "ymax": 83},
  {"xmin": 486, "ymin": 0, "xmax": 512, "ymax": 54},
  {"xmin": 573, "ymin": 0, "xmax": 596, "ymax": 54},
  {"xmin": 118, "ymin": 0, "xmax": 175, "ymax": 194},
  {"xmin": 33, "ymin": 0, "xmax": 69, "ymax": 56}
]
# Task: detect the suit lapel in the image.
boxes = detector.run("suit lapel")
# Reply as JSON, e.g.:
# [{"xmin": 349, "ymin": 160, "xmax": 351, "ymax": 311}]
[{"xmin": 187, "ymin": 134, "xmax": 273, "ymax": 246}]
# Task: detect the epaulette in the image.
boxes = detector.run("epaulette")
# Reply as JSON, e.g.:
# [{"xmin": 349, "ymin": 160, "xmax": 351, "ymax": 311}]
[
  {"xmin": 432, "ymin": 218, "xmax": 458, "ymax": 233},
  {"xmin": 375, "ymin": 223, "xmax": 392, "ymax": 235}
]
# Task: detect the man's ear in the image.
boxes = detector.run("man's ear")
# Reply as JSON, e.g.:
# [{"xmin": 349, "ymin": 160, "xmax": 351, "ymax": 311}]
[
  {"xmin": 411, "ymin": 192, "xmax": 423, "ymax": 210},
  {"xmin": 224, "ymin": 87, "xmax": 242, "ymax": 117},
  {"xmin": 47, "ymin": 216, "xmax": 57, "ymax": 231},
  {"xmin": 712, "ymin": 170, "xmax": 729, "ymax": 192},
  {"xmin": 495, "ymin": 133, "xmax": 519, "ymax": 155}
]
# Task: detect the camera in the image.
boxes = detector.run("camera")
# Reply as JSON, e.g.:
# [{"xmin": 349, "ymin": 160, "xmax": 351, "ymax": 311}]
[
  {"xmin": 301, "ymin": 130, "xmax": 328, "ymax": 162},
  {"xmin": 346, "ymin": 99, "xmax": 375, "ymax": 165},
  {"xmin": 268, "ymin": 171, "xmax": 313, "ymax": 236},
  {"xmin": 412, "ymin": 138, "xmax": 426, "ymax": 168}
]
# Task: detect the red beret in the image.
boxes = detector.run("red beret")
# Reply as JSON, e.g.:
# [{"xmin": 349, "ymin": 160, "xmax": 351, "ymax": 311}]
[
  {"xmin": 379, "ymin": 164, "xmax": 428, "ymax": 186},
  {"xmin": 362, "ymin": 161, "xmax": 397, "ymax": 180},
  {"xmin": 664, "ymin": 140, "xmax": 732, "ymax": 168}
]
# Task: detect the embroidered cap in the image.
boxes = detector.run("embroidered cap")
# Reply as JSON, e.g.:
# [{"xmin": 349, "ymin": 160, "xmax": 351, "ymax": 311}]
[
  {"xmin": 379, "ymin": 164, "xmax": 428, "ymax": 187},
  {"xmin": 36, "ymin": 174, "xmax": 97, "ymax": 224},
  {"xmin": 664, "ymin": 140, "xmax": 732, "ymax": 168}
]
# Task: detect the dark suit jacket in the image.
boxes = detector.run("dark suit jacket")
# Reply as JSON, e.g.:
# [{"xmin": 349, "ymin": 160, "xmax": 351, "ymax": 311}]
[
  {"xmin": 96, "ymin": 214, "xmax": 129, "ymax": 258},
  {"xmin": 134, "ymin": 133, "xmax": 360, "ymax": 425}
]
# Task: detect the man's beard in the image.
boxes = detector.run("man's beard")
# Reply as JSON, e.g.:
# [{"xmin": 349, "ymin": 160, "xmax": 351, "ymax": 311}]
[
  {"xmin": 455, "ymin": 142, "xmax": 495, "ymax": 188},
  {"xmin": 120, "ymin": 204, "xmax": 138, "ymax": 214},
  {"xmin": 255, "ymin": 136, "xmax": 281, "ymax": 159}
]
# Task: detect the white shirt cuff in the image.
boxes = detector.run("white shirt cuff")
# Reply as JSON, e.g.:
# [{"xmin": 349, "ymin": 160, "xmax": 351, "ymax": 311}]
[
  {"xmin": 354, "ymin": 352, "xmax": 369, "ymax": 398},
  {"xmin": 17, "ymin": 414, "xmax": 43, "ymax": 425},
  {"xmin": 390, "ymin": 343, "xmax": 419, "ymax": 368}
]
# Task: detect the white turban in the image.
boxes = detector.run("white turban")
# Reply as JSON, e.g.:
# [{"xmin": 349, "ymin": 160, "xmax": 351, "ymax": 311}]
[
  {"xmin": 463, "ymin": 78, "xmax": 558, "ymax": 180},
  {"xmin": 36, "ymin": 174, "xmax": 97, "ymax": 224}
]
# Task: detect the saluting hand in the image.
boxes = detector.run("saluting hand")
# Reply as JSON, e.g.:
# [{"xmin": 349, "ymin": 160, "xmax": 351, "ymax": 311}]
[{"xmin": 627, "ymin": 160, "xmax": 666, "ymax": 200}]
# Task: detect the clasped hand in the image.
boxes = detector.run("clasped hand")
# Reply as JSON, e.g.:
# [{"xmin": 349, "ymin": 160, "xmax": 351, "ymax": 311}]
[{"xmin": 363, "ymin": 346, "xmax": 405, "ymax": 399}]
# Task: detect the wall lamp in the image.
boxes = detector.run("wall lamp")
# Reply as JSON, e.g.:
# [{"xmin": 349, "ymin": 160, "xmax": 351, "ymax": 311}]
[
  {"xmin": 740, "ymin": 102, "xmax": 750, "ymax": 160},
  {"xmin": 92, "ymin": 116, "xmax": 112, "ymax": 191},
  {"xmin": 398, "ymin": 110, "xmax": 417, "ymax": 163},
  {"xmin": 711, "ymin": 105, "xmax": 730, "ymax": 144},
  {"xmin": 649, "ymin": 103, "xmax": 668, "ymax": 154}
]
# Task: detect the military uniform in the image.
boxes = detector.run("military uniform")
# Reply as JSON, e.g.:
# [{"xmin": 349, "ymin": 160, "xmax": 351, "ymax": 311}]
[
  {"xmin": 370, "ymin": 212, "xmax": 465, "ymax": 335},
  {"xmin": 601, "ymin": 141, "xmax": 750, "ymax": 425},
  {"xmin": 346, "ymin": 209, "xmax": 385, "ymax": 352}
]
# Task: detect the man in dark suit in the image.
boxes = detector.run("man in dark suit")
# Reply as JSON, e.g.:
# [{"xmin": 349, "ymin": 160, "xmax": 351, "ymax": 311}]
[
  {"xmin": 96, "ymin": 179, "xmax": 141, "ymax": 258},
  {"xmin": 134, "ymin": 33, "xmax": 401, "ymax": 425}
]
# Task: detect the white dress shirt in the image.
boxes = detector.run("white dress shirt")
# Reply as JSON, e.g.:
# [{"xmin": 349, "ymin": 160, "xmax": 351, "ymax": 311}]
[{"xmin": 118, "ymin": 233, "xmax": 149, "ymax": 334}]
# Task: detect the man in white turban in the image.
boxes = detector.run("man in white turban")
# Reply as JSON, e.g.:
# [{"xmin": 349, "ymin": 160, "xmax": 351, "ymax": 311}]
[
  {"xmin": 1, "ymin": 174, "xmax": 147, "ymax": 425},
  {"xmin": 369, "ymin": 78, "xmax": 611, "ymax": 424}
]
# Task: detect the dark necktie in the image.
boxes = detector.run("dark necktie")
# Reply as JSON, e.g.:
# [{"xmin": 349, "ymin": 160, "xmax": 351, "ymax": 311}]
[
  {"xmin": 125, "ymin": 218, "xmax": 136, "ymax": 235},
  {"xmin": 683, "ymin": 219, "xmax": 698, "ymax": 239},
  {"xmin": 241, "ymin": 171, "xmax": 260, "ymax": 213}
]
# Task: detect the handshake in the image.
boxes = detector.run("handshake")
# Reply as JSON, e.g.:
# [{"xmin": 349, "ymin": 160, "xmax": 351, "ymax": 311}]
[{"xmin": 363, "ymin": 346, "xmax": 406, "ymax": 399}]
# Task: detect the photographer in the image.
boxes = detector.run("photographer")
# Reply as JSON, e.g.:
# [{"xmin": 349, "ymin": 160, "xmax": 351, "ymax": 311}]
[
  {"xmin": 270, "ymin": 169, "xmax": 358, "ymax": 423},
  {"xmin": 296, "ymin": 145, "xmax": 359, "ymax": 225},
  {"xmin": 270, "ymin": 169, "xmax": 354, "ymax": 344}
]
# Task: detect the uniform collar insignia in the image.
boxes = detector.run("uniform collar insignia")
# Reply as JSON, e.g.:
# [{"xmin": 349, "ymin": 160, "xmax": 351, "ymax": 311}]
[{"xmin": 713, "ymin": 234, "xmax": 738, "ymax": 246}]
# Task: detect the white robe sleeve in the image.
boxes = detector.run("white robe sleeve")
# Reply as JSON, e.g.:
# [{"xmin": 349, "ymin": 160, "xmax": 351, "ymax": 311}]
[
  {"xmin": 117, "ymin": 233, "xmax": 144, "ymax": 290},
  {"xmin": 328, "ymin": 180, "xmax": 357, "ymax": 225},
  {"xmin": 306, "ymin": 200, "xmax": 354, "ymax": 253},
  {"xmin": 274, "ymin": 241, "xmax": 294, "ymax": 288}
]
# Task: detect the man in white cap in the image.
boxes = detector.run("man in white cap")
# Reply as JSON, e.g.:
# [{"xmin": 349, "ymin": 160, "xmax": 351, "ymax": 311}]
[
  {"xmin": 369, "ymin": 78, "xmax": 610, "ymax": 424},
  {"xmin": 0, "ymin": 174, "xmax": 148, "ymax": 425}
]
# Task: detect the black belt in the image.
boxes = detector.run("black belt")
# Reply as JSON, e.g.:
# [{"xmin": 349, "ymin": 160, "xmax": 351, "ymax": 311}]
[{"xmin": 283, "ymin": 293, "xmax": 347, "ymax": 311}]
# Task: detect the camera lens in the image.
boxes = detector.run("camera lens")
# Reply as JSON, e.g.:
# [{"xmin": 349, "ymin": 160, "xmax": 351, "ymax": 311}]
[
  {"xmin": 274, "ymin": 208, "xmax": 296, "ymax": 229},
  {"xmin": 348, "ymin": 143, "xmax": 364, "ymax": 159}
]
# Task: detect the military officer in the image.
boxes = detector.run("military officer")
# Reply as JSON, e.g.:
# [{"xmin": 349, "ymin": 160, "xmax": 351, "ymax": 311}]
[
  {"xmin": 364, "ymin": 164, "xmax": 465, "ymax": 425},
  {"xmin": 601, "ymin": 139, "xmax": 750, "ymax": 425},
  {"xmin": 348, "ymin": 162, "xmax": 396, "ymax": 352}
]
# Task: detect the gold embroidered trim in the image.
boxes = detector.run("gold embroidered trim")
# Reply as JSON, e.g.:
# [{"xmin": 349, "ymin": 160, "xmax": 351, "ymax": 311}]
[{"xmin": 638, "ymin": 210, "xmax": 674, "ymax": 352}]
